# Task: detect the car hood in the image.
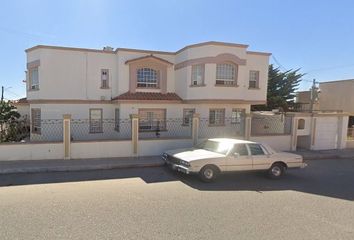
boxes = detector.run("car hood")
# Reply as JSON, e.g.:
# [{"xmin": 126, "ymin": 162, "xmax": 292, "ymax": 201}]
[{"xmin": 165, "ymin": 148, "xmax": 225, "ymax": 162}]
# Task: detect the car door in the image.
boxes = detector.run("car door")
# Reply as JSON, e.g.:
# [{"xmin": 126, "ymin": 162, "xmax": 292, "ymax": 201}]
[
  {"xmin": 226, "ymin": 144, "xmax": 253, "ymax": 171},
  {"xmin": 248, "ymin": 143, "xmax": 271, "ymax": 170}
]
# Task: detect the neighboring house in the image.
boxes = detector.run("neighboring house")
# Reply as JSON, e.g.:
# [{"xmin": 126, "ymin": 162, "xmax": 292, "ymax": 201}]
[
  {"xmin": 295, "ymin": 90, "xmax": 319, "ymax": 112},
  {"xmin": 25, "ymin": 41, "xmax": 270, "ymax": 141},
  {"xmin": 318, "ymin": 79, "xmax": 354, "ymax": 114},
  {"xmin": 318, "ymin": 79, "xmax": 354, "ymax": 137},
  {"xmin": 12, "ymin": 98, "xmax": 30, "ymax": 120}
]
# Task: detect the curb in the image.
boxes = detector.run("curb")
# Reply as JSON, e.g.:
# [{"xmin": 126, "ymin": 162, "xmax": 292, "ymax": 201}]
[{"xmin": 0, "ymin": 162, "xmax": 165, "ymax": 174}]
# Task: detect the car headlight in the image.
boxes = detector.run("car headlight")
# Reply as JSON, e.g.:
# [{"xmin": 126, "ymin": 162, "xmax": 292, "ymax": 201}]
[
  {"xmin": 162, "ymin": 153, "xmax": 168, "ymax": 160},
  {"xmin": 180, "ymin": 160, "xmax": 190, "ymax": 167}
]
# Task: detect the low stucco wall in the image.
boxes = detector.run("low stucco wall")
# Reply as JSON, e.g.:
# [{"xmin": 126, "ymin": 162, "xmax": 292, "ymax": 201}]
[
  {"xmin": 138, "ymin": 138, "xmax": 193, "ymax": 156},
  {"xmin": 0, "ymin": 142, "xmax": 64, "ymax": 161},
  {"xmin": 250, "ymin": 135, "xmax": 292, "ymax": 151},
  {"xmin": 71, "ymin": 140, "xmax": 132, "ymax": 159}
]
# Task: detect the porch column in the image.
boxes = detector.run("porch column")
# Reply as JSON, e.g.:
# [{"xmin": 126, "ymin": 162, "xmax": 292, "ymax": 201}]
[
  {"xmin": 245, "ymin": 113, "xmax": 252, "ymax": 140},
  {"xmin": 192, "ymin": 113, "xmax": 200, "ymax": 146},
  {"xmin": 130, "ymin": 114, "xmax": 139, "ymax": 155},
  {"xmin": 63, "ymin": 114, "xmax": 71, "ymax": 159},
  {"xmin": 310, "ymin": 116, "xmax": 317, "ymax": 150},
  {"xmin": 290, "ymin": 116, "xmax": 298, "ymax": 151}
]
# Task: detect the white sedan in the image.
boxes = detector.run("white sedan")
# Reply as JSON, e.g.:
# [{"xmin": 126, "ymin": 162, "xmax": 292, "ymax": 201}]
[{"xmin": 162, "ymin": 138, "xmax": 307, "ymax": 182}]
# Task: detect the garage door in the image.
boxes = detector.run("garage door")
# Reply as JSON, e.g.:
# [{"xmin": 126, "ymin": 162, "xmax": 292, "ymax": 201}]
[{"xmin": 314, "ymin": 117, "xmax": 338, "ymax": 150}]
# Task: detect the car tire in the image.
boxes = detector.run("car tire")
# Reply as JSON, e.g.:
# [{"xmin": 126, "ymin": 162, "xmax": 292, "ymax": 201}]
[
  {"xmin": 268, "ymin": 163, "xmax": 285, "ymax": 179},
  {"xmin": 199, "ymin": 165, "xmax": 219, "ymax": 182}
]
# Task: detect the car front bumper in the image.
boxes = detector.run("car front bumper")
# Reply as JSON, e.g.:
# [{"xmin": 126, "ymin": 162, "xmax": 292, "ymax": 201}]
[
  {"xmin": 165, "ymin": 161, "xmax": 190, "ymax": 174},
  {"xmin": 300, "ymin": 162, "xmax": 308, "ymax": 168},
  {"xmin": 162, "ymin": 155, "xmax": 192, "ymax": 174}
]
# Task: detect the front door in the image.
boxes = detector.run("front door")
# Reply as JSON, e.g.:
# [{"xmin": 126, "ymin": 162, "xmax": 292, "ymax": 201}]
[{"xmin": 226, "ymin": 144, "xmax": 253, "ymax": 171}]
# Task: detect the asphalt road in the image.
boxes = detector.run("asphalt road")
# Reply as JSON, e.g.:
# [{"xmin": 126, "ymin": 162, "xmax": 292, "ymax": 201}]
[{"xmin": 0, "ymin": 159, "xmax": 353, "ymax": 240}]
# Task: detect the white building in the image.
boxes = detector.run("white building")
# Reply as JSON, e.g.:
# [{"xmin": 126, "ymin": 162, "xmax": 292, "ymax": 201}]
[{"xmin": 25, "ymin": 41, "xmax": 270, "ymax": 141}]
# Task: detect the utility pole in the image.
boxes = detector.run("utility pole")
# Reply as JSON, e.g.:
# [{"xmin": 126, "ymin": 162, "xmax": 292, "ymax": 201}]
[
  {"xmin": 1, "ymin": 86, "xmax": 3, "ymax": 103},
  {"xmin": 310, "ymin": 79, "xmax": 319, "ymax": 113}
]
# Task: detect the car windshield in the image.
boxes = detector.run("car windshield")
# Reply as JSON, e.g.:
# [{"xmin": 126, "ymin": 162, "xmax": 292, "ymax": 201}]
[{"xmin": 196, "ymin": 140, "xmax": 233, "ymax": 155}]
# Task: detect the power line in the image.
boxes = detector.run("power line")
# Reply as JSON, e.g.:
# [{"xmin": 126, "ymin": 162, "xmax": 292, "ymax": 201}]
[{"xmin": 271, "ymin": 55, "xmax": 287, "ymax": 71}]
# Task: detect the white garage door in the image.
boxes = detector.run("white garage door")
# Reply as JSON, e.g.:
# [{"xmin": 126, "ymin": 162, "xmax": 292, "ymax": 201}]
[{"xmin": 314, "ymin": 117, "xmax": 338, "ymax": 150}]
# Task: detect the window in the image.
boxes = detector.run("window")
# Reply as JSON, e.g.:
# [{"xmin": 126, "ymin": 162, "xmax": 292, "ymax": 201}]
[
  {"xmin": 248, "ymin": 144, "xmax": 265, "ymax": 155},
  {"xmin": 137, "ymin": 68, "xmax": 158, "ymax": 88},
  {"xmin": 233, "ymin": 144, "xmax": 249, "ymax": 156},
  {"xmin": 298, "ymin": 119, "xmax": 305, "ymax": 130},
  {"xmin": 101, "ymin": 69, "xmax": 109, "ymax": 88},
  {"xmin": 31, "ymin": 108, "xmax": 41, "ymax": 134},
  {"xmin": 114, "ymin": 108, "xmax": 120, "ymax": 131},
  {"xmin": 231, "ymin": 109, "xmax": 245, "ymax": 124},
  {"xmin": 216, "ymin": 63, "xmax": 236, "ymax": 85},
  {"xmin": 191, "ymin": 64, "xmax": 204, "ymax": 86},
  {"xmin": 139, "ymin": 109, "xmax": 166, "ymax": 131},
  {"xmin": 183, "ymin": 109, "xmax": 195, "ymax": 125},
  {"xmin": 29, "ymin": 67, "xmax": 39, "ymax": 90},
  {"xmin": 89, "ymin": 109, "xmax": 103, "ymax": 133},
  {"xmin": 249, "ymin": 70, "xmax": 259, "ymax": 89},
  {"xmin": 209, "ymin": 109, "xmax": 225, "ymax": 126}
]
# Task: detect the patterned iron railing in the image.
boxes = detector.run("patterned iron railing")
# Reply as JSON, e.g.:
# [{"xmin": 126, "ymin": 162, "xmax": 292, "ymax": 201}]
[
  {"xmin": 139, "ymin": 118, "xmax": 192, "ymax": 139},
  {"xmin": 251, "ymin": 115, "xmax": 292, "ymax": 136},
  {"xmin": 198, "ymin": 117, "xmax": 245, "ymax": 139}
]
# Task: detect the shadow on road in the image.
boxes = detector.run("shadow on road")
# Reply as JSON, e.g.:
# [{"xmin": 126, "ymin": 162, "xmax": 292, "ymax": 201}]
[{"xmin": 0, "ymin": 159, "xmax": 353, "ymax": 201}]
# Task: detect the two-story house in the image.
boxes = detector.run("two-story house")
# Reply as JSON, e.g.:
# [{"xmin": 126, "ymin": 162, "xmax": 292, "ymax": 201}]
[{"xmin": 25, "ymin": 41, "xmax": 270, "ymax": 141}]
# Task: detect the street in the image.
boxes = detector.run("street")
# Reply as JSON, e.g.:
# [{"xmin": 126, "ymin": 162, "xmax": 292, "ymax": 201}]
[{"xmin": 0, "ymin": 159, "xmax": 353, "ymax": 240}]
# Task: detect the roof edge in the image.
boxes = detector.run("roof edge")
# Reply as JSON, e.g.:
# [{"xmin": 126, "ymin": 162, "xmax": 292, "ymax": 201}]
[
  {"xmin": 25, "ymin": 41, "xmax": 271, "ymax": 56},
  {"xmin": 25, "ymin": 45, "xmax": 116, "ymax": 54}
]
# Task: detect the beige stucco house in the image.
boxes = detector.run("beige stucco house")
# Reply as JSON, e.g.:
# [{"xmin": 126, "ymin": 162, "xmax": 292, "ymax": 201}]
[
  {"xmin": 25, "ymin": 41, "xmax": 271, "ymax": 141},
  {"xmin": 318, "ymin": 79, "xmax": 354, "ymax": 114}
]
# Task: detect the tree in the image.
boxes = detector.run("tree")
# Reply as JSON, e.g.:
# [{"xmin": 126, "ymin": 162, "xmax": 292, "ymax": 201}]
[
  {"xmin": 0, "ymin": 101, "xmax": 22, "ymax": 142},
  {"xmin": 252, "ymin": 64, "xmax": 304, "ymax": 111}
]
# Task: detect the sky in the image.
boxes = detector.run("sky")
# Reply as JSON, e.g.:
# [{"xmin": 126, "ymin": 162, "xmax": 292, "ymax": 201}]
[{"xmin": 1, "ymin": 0, "xmax": 354, "ymax": 100}]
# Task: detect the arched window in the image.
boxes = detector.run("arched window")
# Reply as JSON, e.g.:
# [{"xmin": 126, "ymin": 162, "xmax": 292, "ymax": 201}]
[
  {"xmin": 298, "ymin": 119, "xmax": 305, "ymax": 130},
  {"xmin": 137, "ymin": 68, "xmax": 158, "ymax": 88},
  {"xmin": 216, "ymin": 63, "xmax": 237, "ymax": 85}
]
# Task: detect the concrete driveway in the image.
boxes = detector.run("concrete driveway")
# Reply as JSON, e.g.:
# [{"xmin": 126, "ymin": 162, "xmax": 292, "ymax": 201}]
[{"xmin": 0, "ymin": 159, "xmax": 353, "ymax": 240}]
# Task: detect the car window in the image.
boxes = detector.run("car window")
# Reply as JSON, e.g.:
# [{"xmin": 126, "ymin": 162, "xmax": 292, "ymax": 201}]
[
  {"xmin": 233, "ymin": 144, "xmax": 249, "ymax": 156},
  {"xmin": 196, "ymin": 140, "xmax": 232, "ymax": 155},
  {"xmin": 248, "ymin": 144, "xmax": 265, "ymax": 155}
]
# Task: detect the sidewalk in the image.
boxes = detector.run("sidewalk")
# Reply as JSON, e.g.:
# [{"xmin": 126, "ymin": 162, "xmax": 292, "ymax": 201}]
[
  {"xmin": 0, "ymin": 156, "xmax": 164, "ymax": 174},
  {"xmin": 0, "ymin": 149, "xmax": 353, "ymax": 175},
  {"xmin": 292, "ymin": 148, "xmax": 354, "ymax": 160}
]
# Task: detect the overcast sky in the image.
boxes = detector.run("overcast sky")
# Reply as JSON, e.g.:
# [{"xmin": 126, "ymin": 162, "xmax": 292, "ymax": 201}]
[{"xmin": 1, "ymin": 0, "xmax": 354, "ymax": 99}]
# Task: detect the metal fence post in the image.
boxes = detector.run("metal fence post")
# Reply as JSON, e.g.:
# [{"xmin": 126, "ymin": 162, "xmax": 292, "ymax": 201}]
[
  {"xmin": 192, "ymin": 113, "xmax": 200, "ymax": 146},
  {"xmin": 63, "ymin": 114, "xmax": 71, "ymax": 159},
  {"xmin": 130, "ymin": 114, "xmax": 139, "ymax": 155}
]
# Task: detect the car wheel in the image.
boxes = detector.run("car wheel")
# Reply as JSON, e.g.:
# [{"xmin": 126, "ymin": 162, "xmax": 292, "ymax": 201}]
[
  {"xmin": 199, "ymin": 165, "xmax": 219, "ymax": 182},
  {"xmin": 268, "ymin": 163, "xmax": 285, "ymax": 179}
]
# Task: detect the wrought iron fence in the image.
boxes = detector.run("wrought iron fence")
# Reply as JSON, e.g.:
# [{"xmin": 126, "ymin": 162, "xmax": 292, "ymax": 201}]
[
  {"xmin": 30, "ymin": 119, "xmax": 63, "ymax": 142},
  {"xmin": 0, "ymin": 119, "xmax": 30, "ymax": 143},
  {"xmin": 198, "ymin": 117, "xmax": 245, "ymax": 139},
  {"xmin": 139, "ymin": 118, "xmax": 192, "ymax": 139},
  {"xmin": 71, "ymin": 119, "xmax": 131, "ymax": 141},
  {"xmin": 251, "ymin": 115, "xmax": 292, "ymax": 136}
]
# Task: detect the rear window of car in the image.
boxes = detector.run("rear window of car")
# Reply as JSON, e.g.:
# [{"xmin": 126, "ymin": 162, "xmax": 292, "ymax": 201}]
[{"xmin": 248, "ymin": 144, "xmax": 265, "ymax": 155}]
